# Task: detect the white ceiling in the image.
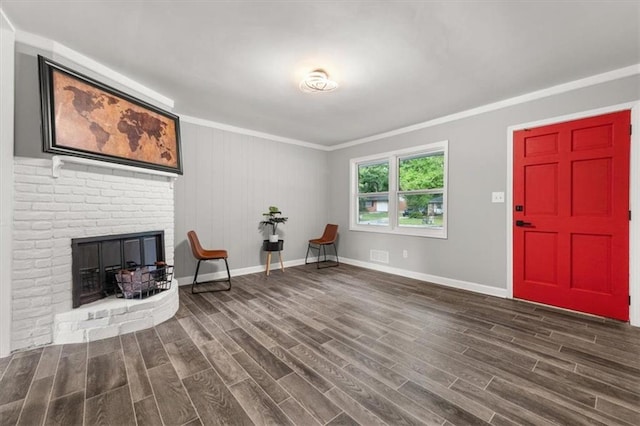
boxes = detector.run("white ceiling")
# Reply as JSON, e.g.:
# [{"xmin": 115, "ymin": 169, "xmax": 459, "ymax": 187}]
[{"xmin": 2, "ymin": 1, "xmax": 639, "ymax": 146}]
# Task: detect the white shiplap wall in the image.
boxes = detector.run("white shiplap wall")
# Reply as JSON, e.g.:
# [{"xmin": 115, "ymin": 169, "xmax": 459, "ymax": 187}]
[{"xmin": 174, "ymin": 122, "xmax": 329, "ymax": 280}]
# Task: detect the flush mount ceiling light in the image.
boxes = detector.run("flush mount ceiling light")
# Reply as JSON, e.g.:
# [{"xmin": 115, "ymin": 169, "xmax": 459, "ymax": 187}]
[{"xmin": 299, "ymin": 69, "xmax": 338, "ymax": 93}]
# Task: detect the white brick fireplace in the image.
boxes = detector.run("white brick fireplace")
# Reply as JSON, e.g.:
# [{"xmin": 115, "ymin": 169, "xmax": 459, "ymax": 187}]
[{"xmin": 11, "ymin": 156, "xmax": 177, "ymax": 350}]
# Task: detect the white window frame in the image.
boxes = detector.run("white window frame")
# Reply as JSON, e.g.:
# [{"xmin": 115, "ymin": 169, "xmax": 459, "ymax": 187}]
[{"xmin": 349, "ymin": 140, "xmax": 448, "ymax": 238}]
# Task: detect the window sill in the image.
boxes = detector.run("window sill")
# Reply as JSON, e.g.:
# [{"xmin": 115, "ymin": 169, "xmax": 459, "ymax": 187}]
[{"xmin": 349, "ymin": 224, "xmax": 447, "ymax": 239}]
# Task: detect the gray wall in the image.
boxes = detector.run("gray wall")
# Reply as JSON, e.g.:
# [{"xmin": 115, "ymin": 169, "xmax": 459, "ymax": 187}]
[
  {"xmin": 327, "ymin": 75, "xmax": 640, "ymax": 290},
  {"xmin": 13, "ymin": 49, "xmax": 42, "ymax": 158},
  {"xmin": 174, "ymin": 122, "xmax": 328, "ymax": 279}
]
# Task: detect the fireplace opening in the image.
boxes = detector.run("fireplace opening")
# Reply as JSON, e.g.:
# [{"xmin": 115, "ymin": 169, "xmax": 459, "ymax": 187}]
[{"xmin": 72, "ymin": 230, "xmax": 169, "ymax": 308}]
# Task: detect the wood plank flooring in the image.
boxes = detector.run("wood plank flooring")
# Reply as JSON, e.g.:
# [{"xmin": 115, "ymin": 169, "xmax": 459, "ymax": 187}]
[{"xmin": 1, "ymin": 264, "xmax": 639, "ymax": 425}]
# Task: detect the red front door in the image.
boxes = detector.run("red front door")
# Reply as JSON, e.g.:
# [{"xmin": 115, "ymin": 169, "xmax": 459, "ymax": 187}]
[{"xmin": 513, "ymin": 111, "xmax": 630, "ymax": 321}]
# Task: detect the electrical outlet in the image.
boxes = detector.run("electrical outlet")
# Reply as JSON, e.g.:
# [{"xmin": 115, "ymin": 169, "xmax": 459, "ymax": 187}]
[
  {"xmin": 491, "ymin": 192, "xmax": 505, "ymax": 203},
  {"xmin": 402, "ymin": 249, "xmax": 408, "ymax": 259}
]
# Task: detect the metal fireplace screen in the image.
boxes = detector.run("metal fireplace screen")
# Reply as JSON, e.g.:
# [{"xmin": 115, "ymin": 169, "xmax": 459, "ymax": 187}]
[
  {"xmin": 71, "ymin": 230, "xmax": 169, "ymax": 308},
  {"xmin": 115, "ymin": 263, "xmax": 173, "ymax": 299}
]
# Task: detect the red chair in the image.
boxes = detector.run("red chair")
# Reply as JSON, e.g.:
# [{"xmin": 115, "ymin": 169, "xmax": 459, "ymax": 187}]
[
  {"xmin": 187, "ymin": 230, "xmax": 231, "ymax": 293},
  {"xmin": 305, "ymin": 224, "xmax": 339, "ymax": 269}
]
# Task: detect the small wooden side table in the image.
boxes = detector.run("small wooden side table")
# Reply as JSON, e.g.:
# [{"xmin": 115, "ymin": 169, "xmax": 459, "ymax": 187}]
[{"xmin": 262, "ymin": 240, "xmax": 284, "ymax": 276}]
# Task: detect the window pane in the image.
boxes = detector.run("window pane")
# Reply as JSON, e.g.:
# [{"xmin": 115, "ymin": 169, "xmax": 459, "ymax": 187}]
[
  {"xmin": 398, "ymin": 193, "xmax": 443, "ymax": 228},
  {"xmin": 358, "ymin": 196, "xmax": 389, "ymax": 225},
  {"xmin": 358, "ymin": 162, "xmax": 389, "ymax": 193},
  {"xmin": 398, "ymin": 153, "xmax": 444, "ymax": 191}
]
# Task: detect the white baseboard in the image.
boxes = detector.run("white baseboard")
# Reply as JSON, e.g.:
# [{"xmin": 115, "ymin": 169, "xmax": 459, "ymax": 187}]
[
  {"xmin": 339, "ymin": 257, "xmax": 509, "ymax": 299},
  {"xmin": 177, "ymin": 255, "xmax": 508, "ymax": 300},
  {"xmin": 177, "ymin": 258, "xmax": 309, "ymax": 286}
]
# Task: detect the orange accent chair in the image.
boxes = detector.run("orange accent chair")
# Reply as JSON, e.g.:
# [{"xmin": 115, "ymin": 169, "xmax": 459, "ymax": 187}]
[
  {"xmin": 187, "ymin": 230, "xmax": 231, "ymax": 294},
  {"xmin": 305, "ymin": 224, "xmax": 339, "ymax": 269}
]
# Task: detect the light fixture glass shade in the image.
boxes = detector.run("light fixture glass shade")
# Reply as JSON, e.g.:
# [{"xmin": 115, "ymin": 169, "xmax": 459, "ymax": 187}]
[{"xmin": 299, "ymin": 69, "xmax": 338, "ymax": 93}]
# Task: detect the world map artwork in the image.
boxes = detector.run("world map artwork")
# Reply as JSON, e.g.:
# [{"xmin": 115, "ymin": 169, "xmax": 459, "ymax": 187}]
[{"xmin": 52, "ymin": 71, "xmax": 178, "ymax": 168}]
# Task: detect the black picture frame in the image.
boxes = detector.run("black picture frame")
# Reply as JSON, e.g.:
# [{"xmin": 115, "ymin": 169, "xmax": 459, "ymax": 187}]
[{"xmin": 38, "ymin": 55, "xmax": 183, "ymax": 174}]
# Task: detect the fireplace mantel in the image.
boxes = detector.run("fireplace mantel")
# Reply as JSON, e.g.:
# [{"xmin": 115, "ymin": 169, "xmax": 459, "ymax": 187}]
[{"xmin": 52, "ymin": 155, "xmax": 178, "ymax": 187}]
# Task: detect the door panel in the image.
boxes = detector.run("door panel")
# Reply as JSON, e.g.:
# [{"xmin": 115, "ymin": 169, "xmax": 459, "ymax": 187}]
[
  {"xmin": 571, "ymin": 158, "xmax": 611, "ymax": 216},
  {"xmin": 513, "ymin": 111, "xmax": 630, "ymax": 321},
  {"xmin": 525, "ymin": 133, "xmax": 559, "ymax": 156},
  {"xmin": 570, "ymin": 234, "xmax": 611, "ymax": 292},
  {"xmin": 572, "ymin": 124, "xmax": 612, "ymax": 151},
  {"xmin": 525, "ymin": 163, "xmax": 558, "ymax": 215},
  {"xmin": 523, "ymin": 232, "xmax": 558, "ymax": 285}
]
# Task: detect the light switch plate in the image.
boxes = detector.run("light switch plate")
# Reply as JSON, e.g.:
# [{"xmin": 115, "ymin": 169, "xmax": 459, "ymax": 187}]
[{"xmin": 492, "ymin": 192, "xmax": 505, "ymax": 203}]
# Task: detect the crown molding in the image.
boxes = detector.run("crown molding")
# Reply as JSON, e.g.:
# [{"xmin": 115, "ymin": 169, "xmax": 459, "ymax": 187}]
[
  {"xmin": 0, "ymin": 8, "xmax": 16, "ymax": 32},
  {"xmin": 331, "ymin": 64, "xmax": 640, "ymax": 151},
  {"xmin": 179, "ymin": 115, "xmax": 330, "ymax": 151},
  {"xmin": 14, "ymin": 30, "xmax": 174, "ymax": 109}
]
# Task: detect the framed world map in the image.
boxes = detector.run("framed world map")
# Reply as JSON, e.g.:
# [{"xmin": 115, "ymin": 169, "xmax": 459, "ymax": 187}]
[{"xmin": 38, "ymin": 55, "xmax": 182, "ymax": 174}]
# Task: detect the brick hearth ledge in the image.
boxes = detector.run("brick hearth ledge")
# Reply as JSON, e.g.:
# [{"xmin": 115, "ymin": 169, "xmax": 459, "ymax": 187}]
[{"xmin": 53, "ymin": 282, "xmax": 178, "ymax": 344}]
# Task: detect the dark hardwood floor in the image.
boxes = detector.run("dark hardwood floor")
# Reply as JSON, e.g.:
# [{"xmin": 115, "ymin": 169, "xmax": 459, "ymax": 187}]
[{"xmin": 1, "ymin": 264, "xmax": 639, "ymax": 425}]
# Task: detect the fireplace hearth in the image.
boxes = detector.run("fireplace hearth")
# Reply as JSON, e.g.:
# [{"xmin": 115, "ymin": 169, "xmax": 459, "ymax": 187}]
[{"xmin": 72, "ymin": 230, "xmax": 167, "ymax": 308}]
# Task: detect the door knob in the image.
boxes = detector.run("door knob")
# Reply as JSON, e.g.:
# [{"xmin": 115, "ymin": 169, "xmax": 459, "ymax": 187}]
[{"xmin": 515, "ymin": 220, "xmax": 532, "ymax": 227}]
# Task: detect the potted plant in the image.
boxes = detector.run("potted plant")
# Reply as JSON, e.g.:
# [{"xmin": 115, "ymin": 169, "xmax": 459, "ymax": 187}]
[{"xmin": 260, "ymin": 206, "xmax": 288, "ymax": 243}]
